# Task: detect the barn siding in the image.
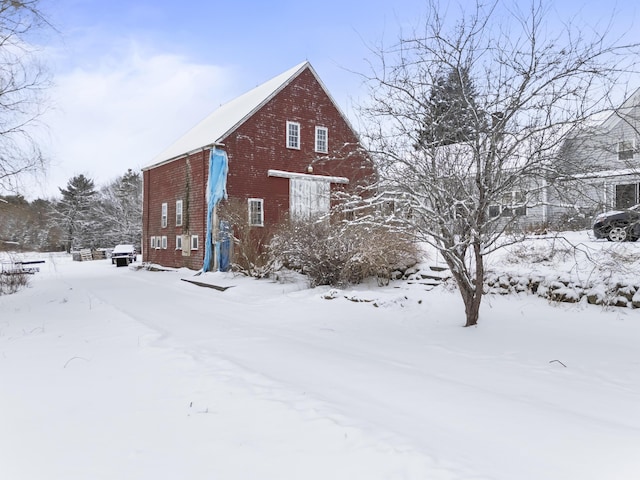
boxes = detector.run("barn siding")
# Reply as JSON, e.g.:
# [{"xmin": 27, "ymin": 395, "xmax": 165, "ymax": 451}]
[{"xmin": 142, "ymin": 150, "xmax": 208, "ymax": 269}]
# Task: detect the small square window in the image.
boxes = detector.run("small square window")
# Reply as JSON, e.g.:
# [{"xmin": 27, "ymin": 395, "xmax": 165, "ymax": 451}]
[
  {"xmin": 176, "ymin": 235, "xmax": 182, "ymax": 250},
  {"xmin": 618, "ymin": 140, "xmax": 635, "ymax": 160},
  {"xmin": 248, "ymin": 198, "xmax": 264, "ymax": 226},
  {"xmin": 161, "ymin": 203, "xmax": 168, "ymax": 228},
  {"xmin": 191, "ymin": 235, "xmax": 199, "ymax": 250},
  {"xmin": 176, "ymin": 200, "xmax": 183, "ymax": 227},
  {"xmin": 315, "ymin": 126, "xmax": 328, "ymax": 153},
  {"xmin": 286, "ymin": 121, "xmax": 300, "ymax": 149}
]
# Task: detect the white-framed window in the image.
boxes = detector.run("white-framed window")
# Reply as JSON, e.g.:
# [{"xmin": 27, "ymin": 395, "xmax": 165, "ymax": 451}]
[
  {"xmin": 176, "ymin": 200, "xmax": 183, "ymax": 226},
  {"xmin": 315, "ymin": 126, "xmax": 328, "ymax": 153},
  {"xmin": 489, "ymin": 191, "xmax": 527, "ymax": 217},
  {"xmin": 176, "ymin": 235, "xmax": 182, "ymax": 250},
  {"xmin": 161, "ymin": 236, "xmax": 167, "ymax": 249},
  {"xmin": 150, "ymin": 236, "xmax": 156, "ymax": 249},
  {"xmin": 248, "ymin": 198, "xmax": 264, "ymax": 226},
  {"xmin": 618, "ymin": 140, "xmax": 635, "ymax": 161},
  {"xmin": 286, "ymin": 121, "xmax": 300, "ymax": 149},
  {"xmin": 161, "ymin": 202, "xmax": 168, "ymax": 228},
  {"xmin": 191, "ymin": 235, "xmax": 199, "ymax": 250}
]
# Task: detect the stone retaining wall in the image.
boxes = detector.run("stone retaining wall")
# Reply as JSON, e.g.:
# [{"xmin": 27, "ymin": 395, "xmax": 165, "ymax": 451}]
[{"xmin": 485, "ymin": 272, "xmax": 640, "ymax": 309}]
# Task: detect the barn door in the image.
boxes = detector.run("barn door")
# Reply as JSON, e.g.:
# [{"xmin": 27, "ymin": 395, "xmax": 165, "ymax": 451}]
[{"xmin": 289, "ymin": 177, "xmax": 330, "ymax": 219}]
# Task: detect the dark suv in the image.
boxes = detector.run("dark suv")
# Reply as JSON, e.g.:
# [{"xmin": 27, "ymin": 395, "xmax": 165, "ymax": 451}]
[{"xmin": 592, "ymin": 205, "xmax": 640, "ymax": 242}]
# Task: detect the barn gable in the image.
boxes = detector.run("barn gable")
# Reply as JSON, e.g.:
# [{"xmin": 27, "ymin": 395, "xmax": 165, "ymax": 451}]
[{"xmin": 147, "ymin": 61, "xmax": 353, "ymax": 168}]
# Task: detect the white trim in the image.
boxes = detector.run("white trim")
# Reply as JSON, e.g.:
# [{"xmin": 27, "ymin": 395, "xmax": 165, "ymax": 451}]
[
  {"xmin": 175, "ymin": 199, "xmax": 183, "ymax": 226},
  {"xmin": 268, "ymin": 169, "xmax": 349, "ymax": 184},
  {"xmin": 191, "ymin": 235, "xmax": 199, "ymax": 250},
  {"xmin": 248, "ymin": 198, "xmax": 264, "ymax": 226},
  {"xmin": 175, "ymin": 235, "xmax": 182, "ymax": 250},
  {"xmin": 161, "ymin": 236, "xmax": 168, "ymax": 249},
  {"xmin": 161, "ymin": 202, "xmax": 168, "ymax": 228},
  {"xmin": 286, "ymin": 121, "xmax": 300, "ymax": 149},
  {"xmin": 315, "ymin": 126, "xmax": 328, "ymax": 153}
]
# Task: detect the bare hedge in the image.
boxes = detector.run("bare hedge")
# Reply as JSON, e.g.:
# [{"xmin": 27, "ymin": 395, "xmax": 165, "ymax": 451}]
[{"xmin": 269, "ymin": 218, "xmax": 420, "ymax": 287}]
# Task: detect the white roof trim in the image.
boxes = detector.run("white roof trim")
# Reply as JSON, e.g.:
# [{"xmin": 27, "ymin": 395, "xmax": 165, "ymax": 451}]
[
  {"xmin": 563, "ymin": 167, "xmax": 640, "ymax": 181},
  {"xmin": 268, "ymin": 169, "xmax": 349, "ymax": 184}
]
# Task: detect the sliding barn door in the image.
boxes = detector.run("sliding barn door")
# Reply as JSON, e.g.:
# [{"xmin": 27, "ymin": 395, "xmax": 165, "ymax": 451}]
[{"xmin": 289, "ymin": 177, "xmax": 330, "ymax": 219}]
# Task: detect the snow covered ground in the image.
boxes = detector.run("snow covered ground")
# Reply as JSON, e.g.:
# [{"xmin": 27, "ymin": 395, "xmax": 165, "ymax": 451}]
[{"xmin": 1, "ymin": 231, "xmax": 640, "ymax": 479}]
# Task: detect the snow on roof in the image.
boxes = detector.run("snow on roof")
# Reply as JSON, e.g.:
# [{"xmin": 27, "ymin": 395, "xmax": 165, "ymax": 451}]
[{"xmin": 146, "ymin": 61, "xmax": 310, "ymax": 169}]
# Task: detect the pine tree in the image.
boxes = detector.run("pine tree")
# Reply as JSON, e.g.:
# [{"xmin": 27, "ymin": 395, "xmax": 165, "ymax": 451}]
[
  {"xmin": 417, "ymin": 65, "xmax": 484, "ymax": 147},
  {"xmin": 55, "ymin": 174, "xmax": 97, "ymax": 252}
]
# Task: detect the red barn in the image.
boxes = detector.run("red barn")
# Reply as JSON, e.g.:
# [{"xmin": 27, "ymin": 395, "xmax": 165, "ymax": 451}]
[{"xmin": 142, "ymin": 61, "xmax": 374, "ymax": 270}]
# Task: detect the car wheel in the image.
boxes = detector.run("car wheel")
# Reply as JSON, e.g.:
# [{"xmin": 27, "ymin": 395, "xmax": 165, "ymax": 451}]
[{"xmin": 608, "ymin": 226, "xmax": 628, "ymax": 242}]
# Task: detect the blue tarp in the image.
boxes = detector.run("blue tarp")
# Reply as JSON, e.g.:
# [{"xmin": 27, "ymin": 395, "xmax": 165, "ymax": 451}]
[{"xmin": 203, "ymin": 148, "xmax": 229, "ymax": 272}]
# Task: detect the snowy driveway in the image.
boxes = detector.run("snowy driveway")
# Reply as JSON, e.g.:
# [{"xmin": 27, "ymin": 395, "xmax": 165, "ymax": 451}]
[{"xmin": 2, "ymin": 254, "xmax": 640, "ymax": 479}]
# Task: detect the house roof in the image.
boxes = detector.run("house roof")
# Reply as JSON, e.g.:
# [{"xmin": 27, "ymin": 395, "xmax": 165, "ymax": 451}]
[
  {"xmin": 145, "ymin": 61, "xmax": 312, "ymax": 169},
  {"xmin": 599, "ymin": 87, "xmax": 640, "ymax": 131},
  {"xmin": 564, "ymin": 87, "xmax": 640, "ymax": 139}
]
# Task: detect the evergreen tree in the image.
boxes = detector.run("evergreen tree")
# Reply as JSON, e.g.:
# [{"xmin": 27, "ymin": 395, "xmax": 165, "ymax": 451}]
[
  {"xmin": 55, "ymin": 174, "xmax": 97, "ymax": 252},
  {"xmin": 417, "ymin": 65, "xmax": 484, "ymax": 147}
]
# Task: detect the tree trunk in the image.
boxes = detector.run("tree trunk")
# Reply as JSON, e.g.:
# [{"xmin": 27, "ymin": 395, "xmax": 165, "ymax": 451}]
[
  {"xmin": 441, "ymin": 242, "xmax": 484, "ymax": 327},
  {"xmin": 462, "ymin": 242, "xmax": 484, "ymax": 327}
]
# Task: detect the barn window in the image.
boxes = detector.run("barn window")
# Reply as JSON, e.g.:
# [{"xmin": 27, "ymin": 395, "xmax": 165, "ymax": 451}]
[
  {"xmin": 191, "ymin": 235, "xmax": 199, "ymax": 250},
  {"xmin": 176, "ymin": 200, "xmax": 183, "ymax": 226},
  {"xmin": 248, "ymin": 198, "xmax": 264, "ymax": 226},
  {"xmin": 286, "ymin": 121, "xmax": 300, "ymax": 149},
  {"xmin": 175, "ymin": 235, "xmax": 182, "ymax": 250},
  {"xmin": 161, "ymin": 202, "xmax": 168, "ymax": 228},
  {"xmin": 315, "ymin": 126, "xmax": 328, "ymax": 153},
  {"xmin": 618, "ymin": 140, "xmax": 635, "ymax": 161}
]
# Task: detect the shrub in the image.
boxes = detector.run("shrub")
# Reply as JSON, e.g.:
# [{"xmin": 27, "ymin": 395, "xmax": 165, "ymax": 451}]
[
  {"xmin": 0, "ymin": 271, "xmax": 29, "ymax": 295},
  {"xmin": 269, "ymin": 218, "xmax": 420, "ymax": 287},
  {"xmin": 217, "ymin": 198, "xmax": 275, "ymax": 278}
]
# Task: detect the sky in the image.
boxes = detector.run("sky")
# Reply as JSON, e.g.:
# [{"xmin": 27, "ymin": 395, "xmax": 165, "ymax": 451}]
[{"xmin": 19, "ymin": 0, "xmax": 640, "ymax": 198}]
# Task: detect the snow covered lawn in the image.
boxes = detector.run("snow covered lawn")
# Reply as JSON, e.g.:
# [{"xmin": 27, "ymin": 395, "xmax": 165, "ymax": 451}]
[{"xmin": 2, "ymin": 233, "xmax": 640, "ymax": 479}]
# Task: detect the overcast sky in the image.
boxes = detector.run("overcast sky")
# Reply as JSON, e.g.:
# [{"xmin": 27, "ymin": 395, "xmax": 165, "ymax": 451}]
[{"xmin": 25, "ymin": 0, "xmax": 640, "ymax": 198}]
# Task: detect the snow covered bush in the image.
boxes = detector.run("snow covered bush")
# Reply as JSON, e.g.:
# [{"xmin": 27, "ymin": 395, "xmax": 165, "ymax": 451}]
[
  {"xmin": 269, "ymin": 218, "xmax": 420, "ymax": 287},
  {"xmin": 0, "ymin": 271, "xmax": 29, "ymax": 295}
]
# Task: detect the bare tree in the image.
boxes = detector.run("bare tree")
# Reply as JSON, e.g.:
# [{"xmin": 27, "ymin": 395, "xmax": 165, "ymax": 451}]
[
  {"xmin": 359, "ymin": 0, "xmax": 640, "ymax": 326},
  {"xmin": 0, "ymin": 0, "xmax": 51, "ymax": 193}
]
